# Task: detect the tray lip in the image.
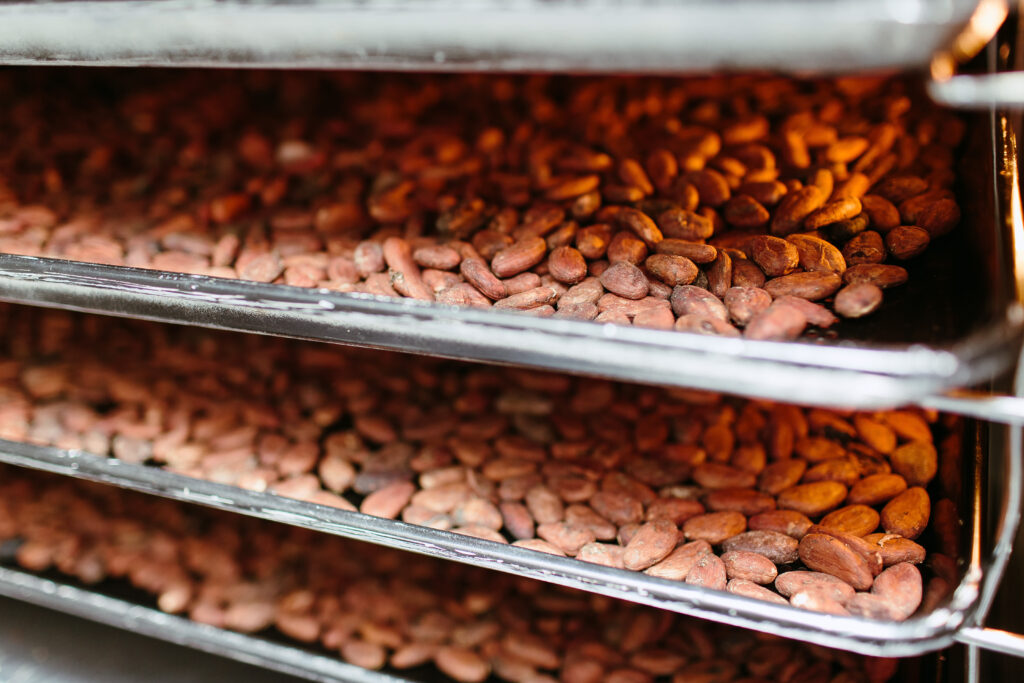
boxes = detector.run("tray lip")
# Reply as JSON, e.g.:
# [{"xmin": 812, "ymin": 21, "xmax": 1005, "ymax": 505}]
[
  {"xmin": 0, "ymin": 566, "xmax": 402, "ymax": 683},
  {"xmin": 0, "ymin": 0, "xmax": 981, "ymax": 71},
  {"xmin": 0, "ymin": 252, "xmax": 1020, "ymax": 409},
  {"xmin": 0, "ymin": 438, "xmax": 987, "ymax": 657}
]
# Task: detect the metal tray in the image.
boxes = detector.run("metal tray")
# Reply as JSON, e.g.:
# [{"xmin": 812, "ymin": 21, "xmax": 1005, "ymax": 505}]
[
  {"xmin": 0, "ymin": 567, "xmax": 404, "ymax": 683},
  {"xmin": 0, "ymin": 0, "xmax": 989, "ymax": 73},
  {"xmin": 0, "ymin": 110, "xmax": 1020, "ymax": 410},
  {"xmin": 0, "ymin": 401, "xmax": 1017, "ymax": 659},
  {"xmin": 0, "ymin": 565, "xmax": 951, "ymax": 683}
]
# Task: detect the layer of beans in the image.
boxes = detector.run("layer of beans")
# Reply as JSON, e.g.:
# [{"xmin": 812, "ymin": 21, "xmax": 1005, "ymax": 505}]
[
  {"xmin": 0, "ymin": 468, "xmax": 908, "ymax": 683},
  {"xmin": 0, "ymin": 306, "xmax": 963, "ymax": 621},
  {"xmin": 0, "ymin": 71, "xmax": 962, "ymax": 339}
]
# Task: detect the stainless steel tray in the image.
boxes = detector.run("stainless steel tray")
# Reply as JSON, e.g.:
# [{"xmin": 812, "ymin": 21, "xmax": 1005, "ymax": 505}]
[
  {"xmin": 0, "ymin": 0, "xmax": 988, "ymax": 73},
  {"xmin": 0, "ymin": 110, "xmax": 1020, "ymax": 410},
  {"xmin": 0, "ymin": 407, "xmax": 1016, "ymax": 659},
  {"xmin": 0, "ymin": 566, "xmax": 404, "ymax": 683}
]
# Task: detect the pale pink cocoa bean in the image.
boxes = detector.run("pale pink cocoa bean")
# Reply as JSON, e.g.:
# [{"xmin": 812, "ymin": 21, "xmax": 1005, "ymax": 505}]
[
  {"xmin": 846, "ymin": 593, "xmax": 898, "ymax": 620},
  {"xmin": 775, "ymin": 571, "xmax": 856, "ymax": 602},
  {"xmin": 422, "ymin": 268, "xmax": 462, "ymax": 293},
  {"xmin": 623, "ymin": 520, "xmax": 679, "ymax": 570},
  {"xmin": 553, "ymin": 302, "xmax": 600, "ymax": 321},
  {"xmin": 453, "ymin": 498, "xmax": 504, "ymax": 530},
  {"xmin": 600, "ymin": 262, "xmax": 650, "ymax": 300},
  {"xmin": 437, "ymin": 283, "xmax": 493, "ymax": 308},
  {"xmin": 870, "ymin": 562, "xmax": 923, "ymax": 620},
  {"xmin": 239, "ymin": 252, "xmax": 284, "ymax": 282},
  {"xmin": 743, "ymin": 302, "xmax": 807, "ymax": 341},
  {"xmin": 493, "ymin": 286, "xmax": 559, "ymax": 311},
  {"xmin": 391, "ymin": 643, "xmax": 438, "ymax": 669},
  {"xmin": 790, "ymin": 590, "xmax": 850, "ymax": 615},
  {"xmin": 721, "ymin": 550, "xmax": 778, "ymax": 584},
  {"xmin": 503, "ymin": 272, "xmax": 543, "ymax": 296},
  {"xmin": 862, "ymin": 533, "xmax": 926, "ymax": 566},
  {"xmin": 597, "ymin": 293, "xmax": 670, "ymax": 318},
  {"xmin": 360, "ymin": 481, "xmax": 415, "ymax": 519},
  {"xmin": 669, "ymin": 285, "xmax": 729, "ymax": 320},
  {"xmin": 525, "ymin": 485, "xmax": 564, "ymax": 524},
  {"xmin": 536, "ymin": 521, "xmax": 596, "ymax": 555},
  {"xmin": 674, "ymin": 314, "xmax": 741, "ymax": 337},
  {"xmin": 721, "ymin": 530, "xmax": 799, "ymax": 565},
  {"xmin": 576, "ymin": 542, "xmax": 626, "ymax": 569},
  {"xmin": 834, "ymin": 282, "xmax": 883, "ymax": 318},
  {"xmin": 643, "ymin": 540, "xmax": 712, "ymax": 580},
  {"xmin": 724, "ymin": 287, "xmax": 772, "ymax": 326},
  {"xmin": 353, "ymin": 241, "xmax": 385, "ymax": 276},
  {"xmin": 564, "ymin": 504, "xmax": 617, "ymax": 540},
  {"xmin": 633, "ymin": 307, "xmax": 675, "ymax": 330},
  {"xmin": 435, "ymin": 646, "xmax": 490, "ymax": 683},
  {"xmin": 772, "ymin": 295, "xmax": 837, "ymax": 328},
  {"xmin": 590, "ymin": 491, "xmax": 643, "ymax": 526},
  {"xmin": 685, "ymin": 553, "xmax": 727, "ymax": 590},
  {"xmin": 727, "ymin": 579, "xmax": 789, "ymax": 605},
  {"xmin": 499, "ymin": 502, "xmax": 535, "ymax": 540},
  {"xmin": 558, "ymin": 277, "xmax": 604, "ymax": 307}
]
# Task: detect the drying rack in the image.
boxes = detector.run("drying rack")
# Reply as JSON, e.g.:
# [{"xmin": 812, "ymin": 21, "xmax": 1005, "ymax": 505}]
[{"xmin": 2, "ymin": 1, "xmax": 1024, "ymax": 682}]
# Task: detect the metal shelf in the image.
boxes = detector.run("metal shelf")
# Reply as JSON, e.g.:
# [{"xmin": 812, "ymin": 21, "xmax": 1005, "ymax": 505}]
[
  {"xmin": 0, "ymin": 253, "xmax": 1019, "ymax": 411},
  {"xmin": 0, "ymin": 0, "xmax": 985, "ymax": 72},
  {"xmin": 0, "ymin": 436, "xmax": 1011, "ymax": 659},
  {"xmin": 0, "ymin": 107, "xmax": 1019, "ymax": 411}
]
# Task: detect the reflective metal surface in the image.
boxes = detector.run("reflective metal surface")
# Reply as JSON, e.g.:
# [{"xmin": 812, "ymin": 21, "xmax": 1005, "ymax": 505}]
[
  {"xmin": 0, "ymin": 0, "xmax": 985, "ymax": 72},
  {"xmin": 0, "ymin": 596, "xmax": 306, "ymax": 683},
  {"xmin": 0, "ymin": 568, "xmax": 403, "ymax": 683}
]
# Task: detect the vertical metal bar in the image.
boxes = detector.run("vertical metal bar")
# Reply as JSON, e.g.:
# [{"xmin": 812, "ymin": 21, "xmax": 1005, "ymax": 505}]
[{"xmin": 967, "ymin": 643, "xmax": 981, "ymax": 683}]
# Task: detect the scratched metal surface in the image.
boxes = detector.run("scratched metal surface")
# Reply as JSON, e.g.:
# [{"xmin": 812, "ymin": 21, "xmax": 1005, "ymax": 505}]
[
  {"xmin": 0, "ymin": 433, "xmax": 1001, "ymax": 659},
  {"xmin": 0, "ymin": 596, "xmax": 307, "ymax": 683},
  {"xmin": 0, "ymin": 0, "xmax": 983, "ymax": 72}
]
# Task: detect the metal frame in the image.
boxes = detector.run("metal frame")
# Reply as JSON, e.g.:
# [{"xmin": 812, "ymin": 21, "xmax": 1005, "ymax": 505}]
[
  {"xmin": 0, "ymin": 0, "xmax": 984, "ymax": 73},
  {"xmin": 0, "ymin": 434, "xmax": 1014, "ymax": 659}
]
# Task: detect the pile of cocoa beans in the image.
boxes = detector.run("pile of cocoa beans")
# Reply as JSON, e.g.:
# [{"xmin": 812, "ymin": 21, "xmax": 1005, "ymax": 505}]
[
  {"xmin": 0, "ymin": 70, "xmax": 961, "ymax": 339},
  {"xmin": 0, "ymin": 468, "xmax": 904, "ymax": 683},
  {"xmin": 0, "ymin": 307, "xmax": 963, "ymax": 620}
]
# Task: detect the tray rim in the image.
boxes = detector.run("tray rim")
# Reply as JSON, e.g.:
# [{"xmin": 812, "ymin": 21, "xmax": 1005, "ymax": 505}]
[
  {"xmin": 0, "ymin": 0, "xmax": 984, "ymax": 72},
  {"xmin": 0, "ymin": 437, "xmax": 993, "ymax": 658},
  {"xmin": 0, "ymin": 253, "xmax": 1020, "ymax": 410}
]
